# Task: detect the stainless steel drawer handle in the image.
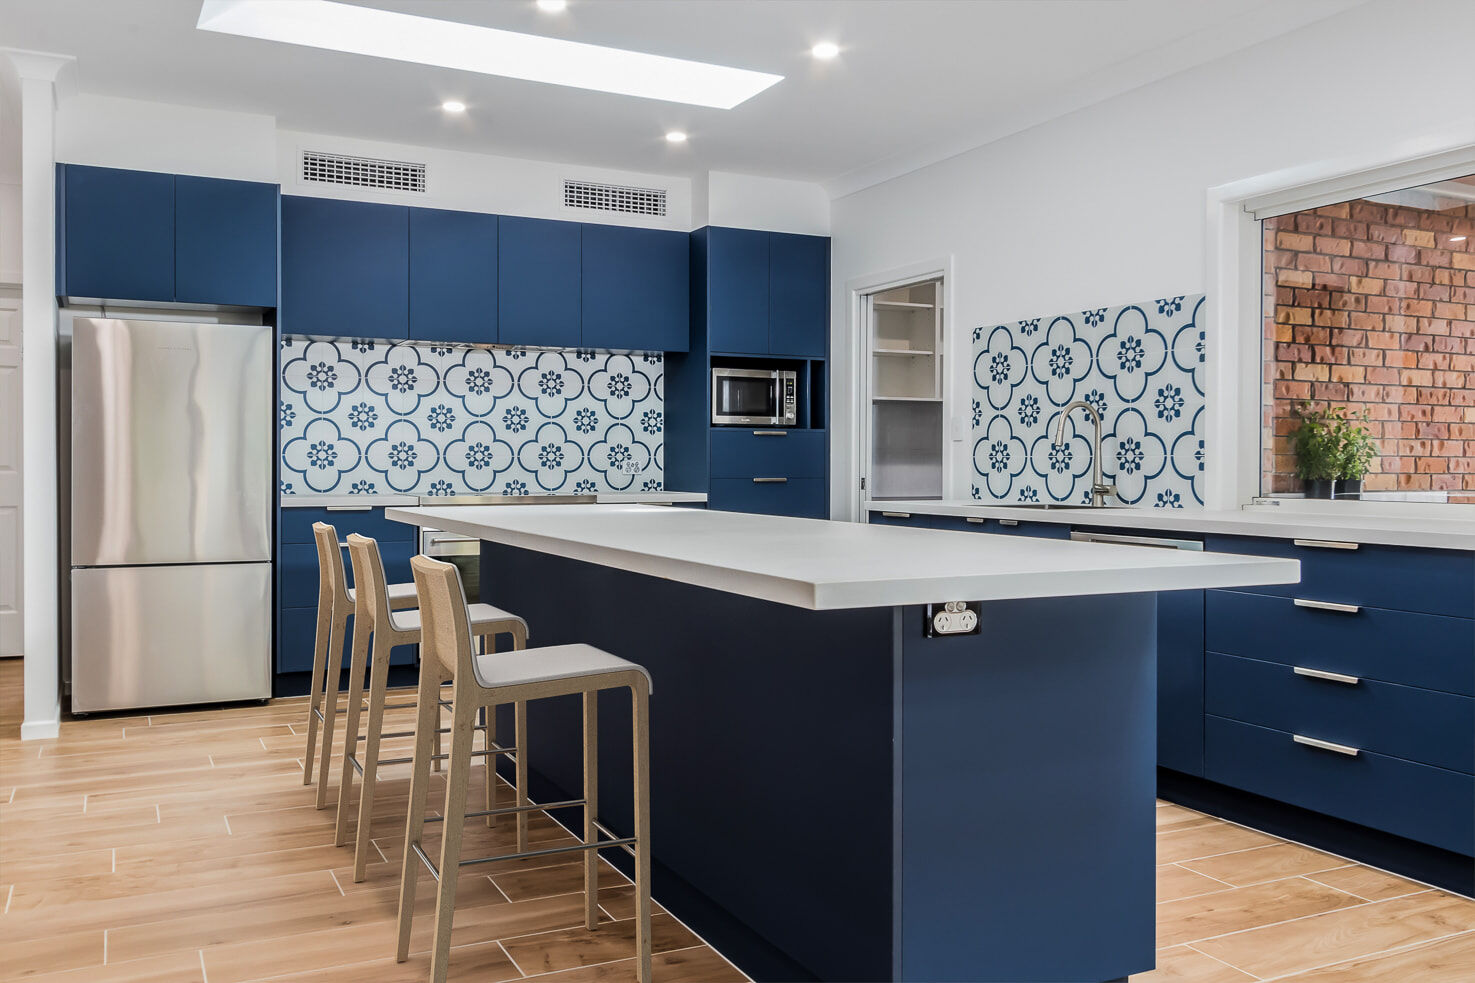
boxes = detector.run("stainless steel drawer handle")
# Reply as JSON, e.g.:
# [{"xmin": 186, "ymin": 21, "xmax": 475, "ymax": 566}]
[
  {"xmin": 880, "ymin": 510, "xmax": 910, "ymax": 518},
  {"xmin": 1294, "ymin": 734, "xmax": 1360, "ymax": 757},
  {"xmin": 751, "ymin": 430, "xmax": 787, "ymax": 437},
  {"xmin": 753, "ymin": 477, "xmax": 789, "ymax": 484},
  {"xmin": 326, "ymin": 505, "xmax": 373, "ymax": 512},
  {"xmin": 966, "ymin": 517, "xmax": 986, "ymax": 524},
  {"xmin": 998, "ymin": 518, "xmax": 1020, "ymax": 527},
  {"xmin": 1294, "ymin": 598, "xmax": 1362, "ymax": 614},
  {"xmin": 1293, "ymin": 539, "xmax": 1359, "ymax": 551},
  {"xmin": 1294, "ymin": 666, "xmax": 1361, "ymax": 685}
]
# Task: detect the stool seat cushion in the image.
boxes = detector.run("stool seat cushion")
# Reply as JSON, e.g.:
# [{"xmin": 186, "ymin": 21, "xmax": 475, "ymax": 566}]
[
  {"xmin": 389, "ymin": 602, "xmax": 528, "ymax": 637},
  {"xmin": 346, "ymin": 582, "xmax": 418, "ymax": 610},
  {"xmin": 471, "ymin": 643, "xmax": 652, "ymax": 694}
]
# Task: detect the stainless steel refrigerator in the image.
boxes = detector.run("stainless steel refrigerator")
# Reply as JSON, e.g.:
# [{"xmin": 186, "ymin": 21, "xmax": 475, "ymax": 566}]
[{"xmin": 69, "ymin": 317, "xmax": 273, "ymax": 712}]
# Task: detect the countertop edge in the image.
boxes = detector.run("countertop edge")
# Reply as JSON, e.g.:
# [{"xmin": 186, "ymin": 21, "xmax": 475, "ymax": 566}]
[{"xmin": 865, "ymin": 501, "xmax": 1475, "ymax": 551}]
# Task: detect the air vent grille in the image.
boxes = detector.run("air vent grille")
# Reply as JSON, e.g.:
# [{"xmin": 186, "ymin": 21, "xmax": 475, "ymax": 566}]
[
  {"xmin": 564, "ymin": 180, "xmax": 667, "ymax": 217},
  {"xmin": 302, "ymin": 150, "xmax": 426, "ymax": 193}
]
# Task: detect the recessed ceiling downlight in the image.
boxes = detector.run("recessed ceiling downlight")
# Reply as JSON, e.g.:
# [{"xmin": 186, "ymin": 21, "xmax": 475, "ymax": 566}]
[
  {"xmin": 441, "ymin": 100, "xmax": 466, "ymax": 113},
  {"xmin": 811, "ymin": 41, "xmax": 840, "ymax": 60},
  {"xmin": 536, "ymin": 0, "xmax": 568, "ymax": 11},
  {"xmin": 197, "ymin": 0, "xmax": 783, "ymax": 109},
  {"xmin": 665, "ymin": 131, "xmax": 687, "ymax": 143}
]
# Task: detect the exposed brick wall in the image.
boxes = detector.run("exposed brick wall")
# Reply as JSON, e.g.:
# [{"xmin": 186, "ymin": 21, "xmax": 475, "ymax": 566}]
[{"xmin": 1262, "ymin": 196, "xmax": 1475, "ymax": 501}]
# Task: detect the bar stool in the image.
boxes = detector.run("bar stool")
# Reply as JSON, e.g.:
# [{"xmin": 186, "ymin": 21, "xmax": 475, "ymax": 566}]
[
  {"xmin": 397, "ymin": 555, "xmax": 652, "ymax": 983},
  {"xmin": 337, "ymin": 533, "xmax": 530, "ymax": 884},
  {"xmin": 301, "ymin": 521, "xmax": 418, "ymax": 810}
]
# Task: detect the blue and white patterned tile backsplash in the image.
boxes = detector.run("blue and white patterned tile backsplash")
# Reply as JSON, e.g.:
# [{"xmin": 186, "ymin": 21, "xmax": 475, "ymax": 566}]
[
  {"xmin": 279, "ymin": 337, "xmax": 663, "ymax": 497},
  {"xmin": 971, "ymin": 295, "xmax": 1205, "ymax": 508}
]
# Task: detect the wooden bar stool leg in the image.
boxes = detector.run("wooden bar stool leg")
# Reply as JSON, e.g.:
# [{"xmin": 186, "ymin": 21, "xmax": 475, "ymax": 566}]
[
  {"xmin": 515, "ymin": 699, "xmax": 530, "ymax": 854},
  {"xmin": 429, "ymin": 688, "xmax": 477, "ymax": 983},
  {"xmin": 582, "ymin": 691, "xmax": 598, "ymax": 931},
  {"xmin": 396, "ymin": 660, "xmax": 443, "ymax": 964},
  {"xmin": 492, "ymin": 699, "xmax": 504, "ymax": 820},
  {"xmin": 354, "ymin": 632, "xmax": 395, "ymax": 882},
  {"xmin": 315, "ymin": 610, "xmax": 350, "ymax": 811},
  {"xmin": 632, "ymin": 682, "xmax": 652, "ymax": 983},
  {"xmin": 334, "ymin": 620, "xmax": 372, "ymax": 846},
  {"xmin": 302, "ymin": 601, "xmax": 334, "ymax": 785}
]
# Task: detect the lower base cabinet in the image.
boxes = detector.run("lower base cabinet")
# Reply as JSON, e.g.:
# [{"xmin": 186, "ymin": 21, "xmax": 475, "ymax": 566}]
[
  {"xmin": 1158, "ymin": 590, "xmax": 1206, "ymax": 776},
  {"xmin": 1205, "ymin": 714, "xmax": 1474, "ymax": 856}
]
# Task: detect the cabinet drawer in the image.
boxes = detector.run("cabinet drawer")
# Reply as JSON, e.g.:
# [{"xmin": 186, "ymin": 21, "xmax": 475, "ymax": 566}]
[
  {"xmin": 710, "ymin": 429, "xmax": 825, "ymax": 478},
  {"xmin": 868, "ymin": 510, "xmax": 954, "ymax": 529},
  {"xmin": 709, "ymin": 477, "xmax": 827, "ymax": 519},
  {"xmin": 1205, "ymin": 715, "xmax": 1473, "ymax": 855},
  {"xmin": 1206, "ymin": 590, "xmax": 1474, "ymax": 696},
  {"xmin": 1207, "ymin": 651, "xmax": 1474, "ymax": 774},
  {"xmin": 280, "ymin": 506, "xmax": 416, "ymax": 546},
  {"xmin": 280, "ymin": 540, "xmax": 417, "ymax": 610},
  {"xmin": 1205, "ymin": 535, "xmax": 1474, "ymax": 618}
]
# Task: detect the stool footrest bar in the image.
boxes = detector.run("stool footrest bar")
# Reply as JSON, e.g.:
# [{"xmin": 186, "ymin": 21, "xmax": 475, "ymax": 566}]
[
  {"xmin": 422, "ymin": 798, "xmax": 585, "ymax": 825},
  {"xmin": 457, "ymin": 836, "xmax": 638, "ymax": 869},
  {"xmin": 592, "ymin": 820, "xmax": 640, "ymax": 859},
  {"xmin": 356, "ymin": 724, "xmax": 487, "ymax": 742},
  {"xmin": 410, "ymin": 841, "xmax": 440, "ymax": 882}
]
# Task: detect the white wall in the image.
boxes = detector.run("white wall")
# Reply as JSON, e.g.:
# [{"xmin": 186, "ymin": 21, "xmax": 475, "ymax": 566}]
[
  {"xmin": 701, "ymin": 170, "xmax": 830, "ymax": 236},
  {"xmin": 828, "ymin": 0, "xmax": 1475, "ymax": 519},
  {"xmin": 55, "ymin": 94, "xmax": 278, "ymax": 181}
]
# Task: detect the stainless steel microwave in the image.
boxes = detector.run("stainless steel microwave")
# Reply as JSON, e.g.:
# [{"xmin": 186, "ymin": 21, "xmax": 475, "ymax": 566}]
[{"xmin": 711, "ymin": 367, "xmax": 798, "ymax": 426}]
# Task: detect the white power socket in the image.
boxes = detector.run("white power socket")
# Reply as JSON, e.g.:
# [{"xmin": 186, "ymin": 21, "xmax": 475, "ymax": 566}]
[{"xmin": 926, "ymin": 601, "xmax": 981, "ymax": 636}]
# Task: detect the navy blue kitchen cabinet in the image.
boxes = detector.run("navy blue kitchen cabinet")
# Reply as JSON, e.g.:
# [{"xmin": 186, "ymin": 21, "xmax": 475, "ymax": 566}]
[
  {"xmin": 175, "ymin": 175, "xmax": 278, "ymax": 307},
  {"xmin": 281, "ymin": 196, "xmax": 408, "ymax": 339},
  {"xmin": 768, "ymin": 232, "xmax": 829, "ymax": 358},
  {"xmin": 498, "ymin": 216, "xmax": 582, "ymax": 349},
  {"xmin": 710, "ymin": 429, "xmax": 826, "ymax": 479},
  {"xmin": 709, "ymin": 477, "xmax": 827, "ymax": 519},
  {"xmin": 1158, "ymin": 589, "xmax": 1206, "ymax": 776},
  {"xmin": 705, "ymin": 227, "xmax": 770, "ymax": 355},
  {"xmin": 581, "ymin": 224, "xmax": 689, "ymax": 352},
  {"xmin": 409, "ymin": 207, "xmax": 497, "ymax": 345},
  {"xmin": 58, "ymin": 164, "xmax": 175, "ymax": 302}
]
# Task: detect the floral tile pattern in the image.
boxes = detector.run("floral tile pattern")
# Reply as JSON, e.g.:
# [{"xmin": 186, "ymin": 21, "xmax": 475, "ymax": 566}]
[
  {"xmin": 970, "ymin": 295, "xmax": 1205, "ymax": 508},
  {"xmin": 280, "ymin": 337, "xmax": 663, "ymax": 497}
]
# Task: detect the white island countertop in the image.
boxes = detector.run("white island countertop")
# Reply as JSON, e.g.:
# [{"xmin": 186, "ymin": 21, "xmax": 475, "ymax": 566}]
[
  {"xmin": 867, "ymin": 499, "xmax": 1475, "ymax": 551},
  {"xmin": 387, "ymin": 505, "xmax": 1300, "ymax": 610}
]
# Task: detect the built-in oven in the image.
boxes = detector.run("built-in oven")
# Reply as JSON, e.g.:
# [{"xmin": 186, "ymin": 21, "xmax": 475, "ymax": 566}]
[
  {"xmin": 711, "ymin": 366, "xmax": 798, "ymax": 426},
  {"xmin": 421, "ymin": 527, "xmax": 482, "ymax": 602}
]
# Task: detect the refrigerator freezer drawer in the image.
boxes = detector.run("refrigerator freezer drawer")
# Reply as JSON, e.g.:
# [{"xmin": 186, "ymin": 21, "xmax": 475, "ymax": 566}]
[{"xmin": 71, "ymin": 563, "xmax": 272, "ymax": 713}]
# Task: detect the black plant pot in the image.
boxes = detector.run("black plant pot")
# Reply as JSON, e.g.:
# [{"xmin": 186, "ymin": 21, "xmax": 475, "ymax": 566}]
[
  {"xmin": 1304, "ymin": 478, "xmax": 1336, "ymax": 499},
  {"xmin": 1335, "ymin": 479, "xmax": 1363, "ymax": 500}
]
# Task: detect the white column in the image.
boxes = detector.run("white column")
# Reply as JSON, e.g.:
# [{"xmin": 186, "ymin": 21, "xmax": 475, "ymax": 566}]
[{"xmin": 5, "ymin": 49, "xmax": 73, "ymax": 740}]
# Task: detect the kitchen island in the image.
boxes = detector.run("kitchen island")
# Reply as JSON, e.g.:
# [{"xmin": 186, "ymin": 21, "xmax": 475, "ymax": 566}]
[{"xmin": 387, "ymin": 505, "xmax": 1299, "ymax": 983}]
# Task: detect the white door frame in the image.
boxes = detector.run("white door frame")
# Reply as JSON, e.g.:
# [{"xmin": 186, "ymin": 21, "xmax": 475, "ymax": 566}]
[
  {"xmin": 1205, "ymin": 138, "xmax": 1475, "ymax": 511},
  {"xmin": 839, "ymin": 256, "xmax": 954, "ymax": 522}
]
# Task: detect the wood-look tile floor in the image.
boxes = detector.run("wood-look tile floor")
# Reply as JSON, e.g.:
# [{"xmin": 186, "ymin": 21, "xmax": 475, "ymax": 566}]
[
  {"xmin": 0, "ymin": 661, "xmax": 744, "ymax": 982},
  {"xmin": 3, "ymin": 658, "xmax": 1472, "ymax": 982}
]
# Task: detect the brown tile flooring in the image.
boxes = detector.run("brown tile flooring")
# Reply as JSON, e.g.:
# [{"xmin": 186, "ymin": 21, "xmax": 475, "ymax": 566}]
[{"xmin": 2, "ymin": 658, "xmax": 1472, "ymax": 981}]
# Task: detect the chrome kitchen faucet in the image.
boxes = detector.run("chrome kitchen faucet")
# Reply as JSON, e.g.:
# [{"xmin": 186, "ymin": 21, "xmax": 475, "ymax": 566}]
[{"xmin": 1052, "ymin": 401, "xmax": 1117, "ymax": 508}]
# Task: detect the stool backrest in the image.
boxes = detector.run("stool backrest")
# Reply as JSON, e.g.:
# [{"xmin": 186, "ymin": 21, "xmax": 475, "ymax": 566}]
[
  {"xmin": 344, "ymin": 533, "xmax": 391, "ymax": 627},
  {"xmin": 410, "ymin": 554, "xmax": 475, "ymax": 682},
  {"xmin": 312, "ymin": 522, "xmax": 349, "ymax": 608}
]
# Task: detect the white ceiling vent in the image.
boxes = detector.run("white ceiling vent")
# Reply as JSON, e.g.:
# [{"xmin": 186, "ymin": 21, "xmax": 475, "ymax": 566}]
[
  {"xmin": 301, "ymin": 150, "xmax": 426, "ymax": 193},
  {"xmin": 564, "ymin": 180, "xmax": 667, "ymax": 217}
]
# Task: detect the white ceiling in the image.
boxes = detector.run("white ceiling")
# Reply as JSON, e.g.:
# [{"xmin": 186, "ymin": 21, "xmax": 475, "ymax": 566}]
[{"xmin": 0, "ymin": 0, "xmax": 1367, "ymax": 195}]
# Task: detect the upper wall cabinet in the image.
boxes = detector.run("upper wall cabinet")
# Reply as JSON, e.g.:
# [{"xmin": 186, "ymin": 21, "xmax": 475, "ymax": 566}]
[
  {"xmin": 704, "ymin": 227, "xmax": 829, "ymax": 358},
  {"xmin": 175, "ymin": 176, "xmax": 279, "ymax": 307},
  {"xmin": 409, "ymin": 207, "xmax": 497, "ymax": 345},
  {"xmin": 499, "ymin": 216, "xmax": 582, "ymax": 350},
  {"xmin": 581, "ymin": 224, "xmax": 690, "ymax": 352},
  {"xmin": 769, "ymin": 232, "xmax": 829, "ymax": 358},
  {"xmin": 282, "ymin": 196, "xmax": 408, "ymax": 339},
  {"xmin": 706, "ymin": 227, "xmax": 769, "ymax": 355},
  {"xmin": 58, "ymin": 164, "xmax": 278, "ymax": 306}
]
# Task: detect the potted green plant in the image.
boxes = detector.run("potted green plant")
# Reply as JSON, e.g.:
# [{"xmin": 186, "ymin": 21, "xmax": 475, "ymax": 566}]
[
  {"xmin": 1335, "ymin": 409, "xmax": 1378, "ymax": 499},
  {"xmin": 1290, "ymin": 402, "xmax": 1342, "ymax": 499}
]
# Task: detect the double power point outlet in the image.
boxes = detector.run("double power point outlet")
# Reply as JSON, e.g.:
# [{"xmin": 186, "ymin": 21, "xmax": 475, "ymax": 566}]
[{"xmin": 924, "ymin": 601, "xmax": 982, "ymax": 637}]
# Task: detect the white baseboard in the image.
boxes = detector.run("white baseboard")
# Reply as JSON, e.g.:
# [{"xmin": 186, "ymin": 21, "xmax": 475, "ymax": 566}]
[{"xmin": 20, "ymin": 706, "xmax": 61, "ymax": 741}]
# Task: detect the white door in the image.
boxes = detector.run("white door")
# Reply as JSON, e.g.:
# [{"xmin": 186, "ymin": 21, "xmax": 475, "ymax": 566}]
[{"xmin": 0, "ymin": 290, "xmax": 20, "ymax": 656}]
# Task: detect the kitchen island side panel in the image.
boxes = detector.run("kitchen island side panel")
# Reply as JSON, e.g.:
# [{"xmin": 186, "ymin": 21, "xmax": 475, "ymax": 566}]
[
  {"xmin": 896, "ymin": 594, "xmax": 1158, "ymax": 982},
  {"xmin": 480, "ymin": 542, "xmax": 897, "ymax": 982}
]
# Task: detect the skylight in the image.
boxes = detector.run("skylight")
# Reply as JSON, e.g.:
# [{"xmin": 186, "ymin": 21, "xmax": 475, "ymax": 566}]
[{"xmin": 197, "ymin": 0, "xmax": 783, "ymax": 109}]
